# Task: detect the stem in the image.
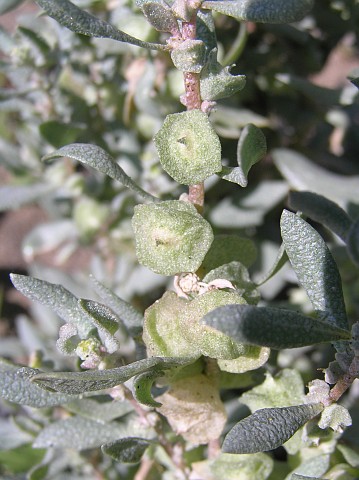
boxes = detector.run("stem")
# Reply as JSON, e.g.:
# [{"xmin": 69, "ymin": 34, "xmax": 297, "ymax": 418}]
[
  {"xmin": 222, "ymin": 22, "xmax": 248, "ymax": 67},
  {"xmin": 182, "ymin": 13, "xmax": 205, "ymax": 210},
  {"xmin": 329, "ymin": 373, "xmax": 357, "ymax": 403}
]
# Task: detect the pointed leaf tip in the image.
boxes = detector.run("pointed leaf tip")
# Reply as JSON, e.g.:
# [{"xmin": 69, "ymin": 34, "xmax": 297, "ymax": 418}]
[{"xmin": 36, "ymin": 0, "xmax": 166, "ymax": 50}]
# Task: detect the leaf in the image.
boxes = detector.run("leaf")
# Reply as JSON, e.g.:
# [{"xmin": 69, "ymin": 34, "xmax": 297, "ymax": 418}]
[
  {"xmin": 141, "ymin": 2, "xmax": 179, "ymax": 33},
  {"xmin": 171, "ymin": 40, "xmax": 206, "ymax": 73},
  {"xmin": 273, "ymin": 148, "xmax": 359, "ymax": 207},
  {"xmin": 132, "ymin": 371, "xmax": 163, "ymax": 407},
  {"xmin": 157, "ymin": 374, "xmax": 227, "ymax": 444},
  {"xmin": 0, "ymin": 184, "xmax": 55, "ymax": 212},
  {"xmin": 78, "ymin": 299, "xmax": 120, "ymax": 353},
  {"xmin": 202, "ymin": 304, "xmax": 351, "ymax": 349},
  {"xmin": 132, "ymin": 200, "xmax": 214, "ymax": 276},
  {"xmin": 66, "ymin": 397, "xmax": 134, "ymax": 423},
  {"xmin": 200, "ymin": 235, "xmax": 257, "ymax": 275},
  {"xmin": 153, "ymin": 110, "xmax": 222, "ymax": 185},
  {"xmin": 220, "ymin": 124, "xmax": 267, "ymax": 187},
  {"xmin": 42, "ymin": 143, "xmax": 158, "ymax": 202},
  {"xmin": 201, "ymin": 0, "xmax": 314, "ymax": 24},
  {"xmin": 280, "ymin": 210, "xmax": 348, "ymax": 330},
  {"xmin": 240, "ymin": 369, "xmax": 306, "ymax": 411},
  {"xmin": 90, "ymin": 276, "xmax": 143, "ymax": 337},
  {"xmin": 222, "ymin": 403, "xmax": 323, "ymax": 454},
  {"xmin": 32, "ymin": 357, "xmax": 195, "ymax": 394},
  {"xmin": 211, "ymin": 453, "xmax": 273, "ymax": 480},
  {"xmin": 0, "ymin": 359, "xmax": 76, "ymax": 407},
  {"xmin": 10, "ymin": 274, "xmax": 93, "ymax": 338},
  {"xmin": 291, "ymin": 475, "xmax": 321, "ymax": 480},
  {"xmin": 347, "ymin": 217, "xmax": 359, "ymax": 267},
  {"xmin": 35, "ymin": 0, "xmax": 166, "ymax": 50},
  {"xmin": 102, "ymin": 437, "xmax": 153, "ymax": 463},
  {"xmin": 33, "ymin": 416, "xmax": 141, "ymax": 450},
  {"xmin": 288, "ymin": 191, "xmax": 352, "ymax": 242},
  {"xmin": 287, "ymin": 455, "xmax": 331, "ymax": 480}
]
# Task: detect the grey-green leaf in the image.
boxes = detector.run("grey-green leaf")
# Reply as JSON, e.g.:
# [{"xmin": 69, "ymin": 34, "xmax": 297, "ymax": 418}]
[
  {"xmin": 201, "ymin": 0, "xmax": 314, "ymax": 24},
  {"xmin": 35, "ymin": 0, "xmax": 166, "ymax": 50},
  {"xmin": 222, "ymin": 403, "xmax": 323, "ymax": 454},
  {"xmin": 90, "ymin": 276, "xmax": 143, "ymax": 337},
  {"xmin": 346, "ymin": 217, "xmax": 359, "ymax": 267},
  {"xmin": 288, "ymin": 191, "xmax": 352, "ymax": 242},
  {"xmin": 202, "ymin": 304, "xmax": 351, "ymax": 349},
  {"xmin": 220, "ymin": 124, "xmax": 266, "ymax": 187},
  {"xmin": 280, "ymin": 210, "xmax": 348, "ymax": 330},
  {"xmin": 102, "ymin": 437, "xmax": 153, "ymax": 463},
  {"xmin": 0, "ymin": 359, "xmax": 76, "ymax": 407},
  {"xmin": 32, "ymin": 357, "xmax": 195, "ymax": 394},
  {"xmin": 42, "ymin": 143, "xmax": 158, "ymax": 202},
  {"xmin": 10, "ymin": 274, "xmax": 93, "ymax": 338},
  {"xmin": 33, "ymin": 416, "xmax": 128, "ymax": 450}
]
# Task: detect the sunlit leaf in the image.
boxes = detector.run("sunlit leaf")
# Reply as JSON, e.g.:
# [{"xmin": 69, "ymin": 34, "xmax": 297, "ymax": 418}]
[
  {"xmin": 288, "ymin": 191, "xmax": 352, "ymax": 242},
  {"xmin": 10, "ymin": 274, "xmax": 93, "ymax": 338},
  {"xmin": 280, "ymin": 210, "xmax": 348, "ymax": 330},
  {"xmin": 42, "ymin": 143, "xmax": 158, "ymax": 202}
]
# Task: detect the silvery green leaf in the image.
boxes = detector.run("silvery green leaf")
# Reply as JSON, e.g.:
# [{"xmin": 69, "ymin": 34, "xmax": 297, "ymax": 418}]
[
  {"xmin": 273, "ymin": 148, "xmax": 359, "ymax": 207},
  {"xmin": 222, "ymin": 403, "xmax": 323, "ymax": 454},
  {"xmin": 42, "ymin": 143, "xmax": 158, "ymax": 202},
  {"xmin": 33, "ymin": 416, "xmax": 138, "ymax": 450},
  {"xmin": 288, "ymin": 191, "xmax": 352, "ymax": 242},
  {"xmin": 66, "ymin": 397, "xmax": 133, "ymax": 423},
  {"xmin": 141, "ymin": 2, "xmax": 179, "ymax": 33},
  {"xmin": 219, "ymin": 124, "xmax": 266, "ymax": 187},
  {"xmin": 201, "ymin": 0, "xmax": 314, "ymax": 24},
  {"xmin": 10, "ymin": 274, "xmax": 93, "ymax": 338},
  {"xmin": 203, "ymin": 304, "xmax": 350, "ymax": 349},
  {"xmin": 280, "ymin": 210, "xmax": 348, "ymax": 330},
  {"xmin": 35, "ymin": 0, "xmax": 166, "ymax": 50},
  {"xmin": 291, "ymin": 476, "xmax": 321, "ymax": 480},
  {"xmin": 0, "ymin": 359, "xmax": 76, "ymax": 407},
  {"xmin": 171, "ymin": 39, "xmax": 206, "ymax": 73},
  {"xmin": 0, "ymin": 184, "xmax": 54, "ymax": 212},
  {"xmin": 200, "ymin": 49, "xmax": 246, "ymax": 101},
  {"xmin": 102, "ymin": 437, "xmax": 154, "ymax": 463},
  {"xmin": 132, "ymin": 371, "xmax": 163, "ymax": 407},
  {"xmin": 347, "ymin": 217, "xmax": 359, "ymax": 267},
  {"xmin": 90, "ymin": 276, "xmax": 143, "ymax": 337},
  {"xmin": 211, "ymin": 105, "xmax": 269, "ymax": 139},
  {"xmin": 32, "ymin": 357, "xmax": 195, "ymax": 394}
]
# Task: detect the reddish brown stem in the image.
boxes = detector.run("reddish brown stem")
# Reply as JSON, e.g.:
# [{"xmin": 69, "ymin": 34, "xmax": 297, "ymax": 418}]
[
  {"xmin": 329, "ymin": 373, "xmax": 357, "ymax": 403},
  {"xmin": 181, "ymin": 13, "xmax": 205, "ymax": 210}
]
